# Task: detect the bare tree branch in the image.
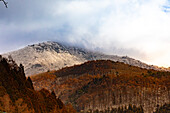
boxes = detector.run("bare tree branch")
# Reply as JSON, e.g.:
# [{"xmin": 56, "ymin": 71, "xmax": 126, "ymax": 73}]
[{"xmin": 0, "ymin": 0, "xmax": 8, "ymax": 8}]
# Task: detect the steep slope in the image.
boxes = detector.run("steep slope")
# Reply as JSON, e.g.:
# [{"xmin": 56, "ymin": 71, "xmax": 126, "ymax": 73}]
[
  {"xmin": 0, "ymin": 55, "xmax": 76, "ymax": 113},
  {"xmin": 3, "ymin": 42, "xmax": 86, "ymax": 76},
  {"xmin": 3, "ymin": 41, "xmax": 168, "ymax": 76},
  {"xmin": 31, "ymin": 60, "xmax": 170, "ymax": 113}
]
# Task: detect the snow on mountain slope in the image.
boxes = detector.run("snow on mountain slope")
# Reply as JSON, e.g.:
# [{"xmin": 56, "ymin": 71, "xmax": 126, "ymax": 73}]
[{"xmin": 3, "ymin": 41, "xmax": 169, "ymax": 76}]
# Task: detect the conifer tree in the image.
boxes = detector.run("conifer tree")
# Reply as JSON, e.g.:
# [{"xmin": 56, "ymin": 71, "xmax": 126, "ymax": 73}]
[{"xmin": 26, "ymin": 77, "xmax": 34, "ymax": 89}]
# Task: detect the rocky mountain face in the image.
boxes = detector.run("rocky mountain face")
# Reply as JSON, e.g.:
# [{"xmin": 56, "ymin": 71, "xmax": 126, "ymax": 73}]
[
  {"xmin": 0, "ymin": 55, "xmax": 76, "ymax": 113},
  {"xmin": 3, "ymin": 41, "xmax": 169, "ymax": 76},
  {"xmin": 31, "ymin": 60, "xmax": 170, "ymax": 113}
]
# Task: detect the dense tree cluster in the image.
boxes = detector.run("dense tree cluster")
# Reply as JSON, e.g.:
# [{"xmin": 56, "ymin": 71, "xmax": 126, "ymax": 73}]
[
  {"xmin": 85, "ymin": 104, "xmax": 144, "ymax": 113},
  {"xmin": 0, "ymin": 55, "xmax": 76, "ymax": 113},
  {"xmin": 154, "ymin": 103, "xmax": 170, "ymax": 113}
]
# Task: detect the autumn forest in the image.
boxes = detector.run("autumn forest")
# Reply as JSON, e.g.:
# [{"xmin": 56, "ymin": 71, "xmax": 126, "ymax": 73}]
[{"xmin": 31, "ymin": 60, "xmax": 170, "ymax": 113}]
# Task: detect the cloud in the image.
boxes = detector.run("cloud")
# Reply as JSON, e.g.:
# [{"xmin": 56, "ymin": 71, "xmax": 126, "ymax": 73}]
[{"xmin": 0, "ymin": 0, "xmax": 170, "ymax": 67}]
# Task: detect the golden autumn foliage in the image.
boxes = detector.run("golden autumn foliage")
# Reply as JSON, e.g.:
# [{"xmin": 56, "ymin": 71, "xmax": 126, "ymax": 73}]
[{"xmin": 31, "ymin": 60, "xmax": 170, "ymax": 112}]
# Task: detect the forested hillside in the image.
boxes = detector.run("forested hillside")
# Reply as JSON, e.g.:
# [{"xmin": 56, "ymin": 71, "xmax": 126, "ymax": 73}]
[
  {"xmin": 31, "ymin": 60, "xmax": 170, "ymax": 113},
  {"xmin": 0, "ymin": 55, "xmax": 76, "ymax": 113}
]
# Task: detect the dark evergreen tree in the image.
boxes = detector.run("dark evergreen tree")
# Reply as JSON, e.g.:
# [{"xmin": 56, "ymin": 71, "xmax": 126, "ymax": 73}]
[
  {"xmin": 25, "ymin": 77, "xmax": 34, "ymax": 89},
  {"xmin": 128, "ymin": 104, "xmax": 133, "ymax": 111},
  {"xmin": 51, "ymin": 90, "xmax": 56, "ymax": 99}
]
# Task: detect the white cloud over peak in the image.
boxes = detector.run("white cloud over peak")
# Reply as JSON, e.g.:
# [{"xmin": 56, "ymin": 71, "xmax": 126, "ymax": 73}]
[{"xmin": 0, "ymin": 0, "xmax": 170, "ymax": 67}]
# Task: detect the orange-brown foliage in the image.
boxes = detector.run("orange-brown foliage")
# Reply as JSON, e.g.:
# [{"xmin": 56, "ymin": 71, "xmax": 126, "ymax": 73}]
[
  {"xmin": 31, "ymin": 60, "xmax": 170, "ymax": 112},
  {"xmin": 0, "ymin": 56, "xmax": 76, "ymax": 113}
]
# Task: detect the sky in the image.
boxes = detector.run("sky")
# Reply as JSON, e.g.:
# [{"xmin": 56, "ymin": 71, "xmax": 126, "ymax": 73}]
[{"xmin": 0, "ymin": 0, "xmax": 170, "ymax": 67}]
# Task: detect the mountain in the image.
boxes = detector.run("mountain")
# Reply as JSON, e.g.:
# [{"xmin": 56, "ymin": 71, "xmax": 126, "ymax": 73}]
[
  {"xmin": 3, "ymin": 41, "xmax": 169, "ymax": 76},
  {"xmin": 31, "ymin": 60, "xmax": 170, "ymax": 113},
  {"xmin": 0, "ymin": 55, "xmax": 76, "ymax": 113}
]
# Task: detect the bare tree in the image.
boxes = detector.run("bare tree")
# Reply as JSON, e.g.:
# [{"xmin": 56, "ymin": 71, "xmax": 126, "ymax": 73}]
[{"xmin": 0, "ymin": 0, "xmax": 8, "ymax": 8}]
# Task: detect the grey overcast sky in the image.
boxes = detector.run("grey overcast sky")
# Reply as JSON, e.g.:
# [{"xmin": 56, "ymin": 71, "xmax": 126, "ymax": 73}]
[{"xmin": 0, "ymin": 0, "xmax": 170, "ymax": 67}]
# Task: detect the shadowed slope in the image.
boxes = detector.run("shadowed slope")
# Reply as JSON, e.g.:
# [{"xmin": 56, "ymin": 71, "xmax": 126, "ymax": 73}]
[{"xmin": 0, "ymin": 55, "xmax": 76, "ymax": 113}]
